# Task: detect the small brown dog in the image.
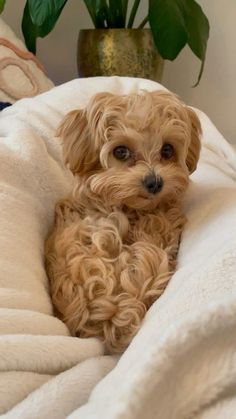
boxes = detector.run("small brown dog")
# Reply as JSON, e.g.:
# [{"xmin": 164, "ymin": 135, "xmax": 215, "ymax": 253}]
[{"xmin": 45, "ymin": 90, "xmax": 201, "ymax": 353}]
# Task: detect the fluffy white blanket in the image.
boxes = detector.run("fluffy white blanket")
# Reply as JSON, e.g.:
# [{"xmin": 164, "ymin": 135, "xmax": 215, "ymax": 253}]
[{"xmin": 0, "ymin": 77, "xmax": 236, "ymax": 419}]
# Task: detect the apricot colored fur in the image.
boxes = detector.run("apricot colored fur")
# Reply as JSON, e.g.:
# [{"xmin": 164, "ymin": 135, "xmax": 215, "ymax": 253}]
[{"xmin": 45, "ymin": 91, "xmax": 201, "ymax": 353}]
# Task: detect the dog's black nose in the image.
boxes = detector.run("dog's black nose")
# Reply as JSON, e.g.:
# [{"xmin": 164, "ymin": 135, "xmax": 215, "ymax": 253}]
[{"xmin": 143, "ymin": 174, "xmax": 163, "ymax": 194}]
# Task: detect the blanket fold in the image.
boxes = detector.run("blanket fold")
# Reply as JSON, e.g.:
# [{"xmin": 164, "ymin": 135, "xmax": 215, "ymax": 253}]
[
  {"xmin": 0, "ymin": 77, "xmax": 236, "ymax": 418},
  {"xmin": 5, "ymin": 356, "xmax": 117, "ymax": 419}
]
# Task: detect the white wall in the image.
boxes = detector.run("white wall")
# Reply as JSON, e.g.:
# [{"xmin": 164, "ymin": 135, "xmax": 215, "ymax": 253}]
[
  {"xmin": 163, "ymin": 0, "xmax": 236, "ymax": 145},
  {"xmin": 2, "ymin": 0, "xmax": 236, "ymax": 143}
]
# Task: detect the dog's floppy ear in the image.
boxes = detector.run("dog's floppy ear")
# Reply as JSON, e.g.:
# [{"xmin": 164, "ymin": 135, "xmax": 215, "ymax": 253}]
[
  {"xmin": 185, "ymin": 107, "xmax": 202, "ymax": 174},
  {"xmin": 56, "ymin": 109, "xmax": 98, "ymax": 176},
  {"xmin": 57, "ymin": 92, "xmax": 120, "ymax": 176}
]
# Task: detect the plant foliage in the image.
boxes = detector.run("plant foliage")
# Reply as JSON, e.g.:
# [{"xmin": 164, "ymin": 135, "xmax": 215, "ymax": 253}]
[
  {"xmin": 0, "ymin": 0, "xmax": 6, "ymax": 14},
  {"xmin": 1, "ymin": 0, "xmax": 209, "ymax": 85}
]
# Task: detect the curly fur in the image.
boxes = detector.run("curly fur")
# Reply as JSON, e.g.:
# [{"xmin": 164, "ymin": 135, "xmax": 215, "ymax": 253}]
[{"xmin": 45, "ymin": 90, "xmax": 201, "ymax": 353}]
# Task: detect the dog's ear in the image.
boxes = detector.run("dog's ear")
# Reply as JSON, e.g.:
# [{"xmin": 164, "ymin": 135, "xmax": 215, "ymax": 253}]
[
  {"xmin": 57, "ymin": 92, "xmax": 120, "ymax": 176},
  {"xmin": 56, "ymin": 109, "xmax": 98, "ymax": 176},
  {"xmin": 185, "ymin": 107, "xmax": 202, "ymax": 174}
]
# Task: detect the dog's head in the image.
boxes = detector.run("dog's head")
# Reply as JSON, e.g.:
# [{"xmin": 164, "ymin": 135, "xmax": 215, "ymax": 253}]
[{"xmin": 57, "ymin": 91, "xmax": 201, "ymax": 210}]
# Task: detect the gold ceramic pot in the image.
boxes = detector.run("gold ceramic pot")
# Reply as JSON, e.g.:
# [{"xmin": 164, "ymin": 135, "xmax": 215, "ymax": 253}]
[{"xmin": 77, "ymin": 29, "xmax": 164, "ymax": 82}]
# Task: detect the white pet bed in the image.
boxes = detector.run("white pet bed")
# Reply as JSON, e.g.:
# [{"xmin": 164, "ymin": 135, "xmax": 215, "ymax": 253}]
[{"xmin": 0, "ymin": 77, "xmax": 236, "ymax": 419}]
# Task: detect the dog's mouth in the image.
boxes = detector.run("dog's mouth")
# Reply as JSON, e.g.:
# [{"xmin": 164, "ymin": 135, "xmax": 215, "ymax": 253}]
[
  {"xmin": 123, "ymin": 192, "xmax": 161, "ymax": 210},
  {"xmin": 136, "ymin": 194, "xmax": 152, "ymax": 202},
  {"xmin": 137, "ymin": 190, "xmax": 162, "ymax": 200}
]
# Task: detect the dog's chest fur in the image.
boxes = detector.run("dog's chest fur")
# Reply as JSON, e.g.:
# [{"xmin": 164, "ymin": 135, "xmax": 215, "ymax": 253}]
[
  {"xmin": 54, "ymin": 197, "xmax": 185, "ymax": 261},
  {"xmin": 45, "ymin": 194, "xmax": 186, "ymax": 352}
]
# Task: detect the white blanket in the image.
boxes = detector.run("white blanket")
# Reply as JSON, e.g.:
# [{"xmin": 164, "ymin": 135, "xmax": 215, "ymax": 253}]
[{"xmin": 0, "ymin": 77, "xmax": 236, "ymax": 419}]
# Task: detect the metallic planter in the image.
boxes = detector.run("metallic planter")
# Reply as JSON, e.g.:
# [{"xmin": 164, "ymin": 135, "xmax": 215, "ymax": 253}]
[{"xmin": 77, "ymin": 29, "xmax": 164, "ymax": 82}]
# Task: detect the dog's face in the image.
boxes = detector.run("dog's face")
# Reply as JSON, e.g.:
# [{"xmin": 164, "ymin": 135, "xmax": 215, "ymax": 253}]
[{"xmin": 58, "ymin": 91, "xmax": 201, "ymax": 210}]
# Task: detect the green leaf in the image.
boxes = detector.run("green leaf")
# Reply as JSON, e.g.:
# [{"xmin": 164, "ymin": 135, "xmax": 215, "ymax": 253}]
[
  {"xmin": 95, "ymin": 0, "xmax": 110, "ymax": 27},
  {"xmin": 36, "ymin": 7, "xmax": 67, "ymax": 37},
  {"xmin": 183, "ymin": 0, "xmax": 209, "ymax": 86},
  {"xmin": 22, "ymin": 1, "xmax": 37, "ymax": 54},
  {"xmin": 185, "ymin": 0, "xmax": 209, "ymax": 59},
  {"xmin": 83, "ymin": 0, "xmax": 97, "ymax": 27},
  {"xmin": 0, "ymin": 0, "xmax": 6, "ymax": 14},
  {"xmin": 149, "ymin": 0, "xmax": 188, "ymax": 60},
  {"xmin": 192, "ymin": 59, "xmax": 205, "ymax": 87},
  {"xmin": 22, "ymin": 0, "xmax": 68, "ymax": 53},
  {"xmin": 84, "ymin": 0, "xmax": 109, "ymax": 28},
  {"xmin": 149, "ymin": 0, "xmax": 209, "ymax": 84},
  {"xmin": 127, "ymin": 0, "xmax": 140, "ymax": 28},
  {"xmin": 28, "ymin": 0, "xmax": 66, "ymax": 26},
  {"xmin": 121, "ymin": 0, "xmax": 128, "ymax": 26},
  {"xmin": 108, "ymin": 0, "xmax": 125, "ymax": 27}
]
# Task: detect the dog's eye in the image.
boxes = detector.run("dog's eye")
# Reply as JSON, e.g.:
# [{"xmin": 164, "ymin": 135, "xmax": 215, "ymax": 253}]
[
  {"xmin": 113, "ymin": 146, "xmax": 131, "ymax": 161},
  {"xmin": 160, "ymin": 143, "xmax": 174, "ymax": 160}
]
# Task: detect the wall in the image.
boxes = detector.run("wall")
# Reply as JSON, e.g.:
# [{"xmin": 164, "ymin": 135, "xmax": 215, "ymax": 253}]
[
  {"xmin": 162, "ymin": 0, "xmax": 236, "ymax": 145},
  {"xmin": 2, "ymin": 0, "xmax": 236, "ymax": 143}
]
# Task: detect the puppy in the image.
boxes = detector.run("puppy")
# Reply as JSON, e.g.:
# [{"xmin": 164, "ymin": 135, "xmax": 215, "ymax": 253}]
[{"xmin": 45, "ymin": 90, "xmax": 201, "ymax": 353}]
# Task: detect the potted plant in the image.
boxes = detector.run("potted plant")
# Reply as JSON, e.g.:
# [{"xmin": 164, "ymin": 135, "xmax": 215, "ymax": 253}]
[{"xmin": 0, "ymin": 0, "xmax": 209, "ymax": 86}]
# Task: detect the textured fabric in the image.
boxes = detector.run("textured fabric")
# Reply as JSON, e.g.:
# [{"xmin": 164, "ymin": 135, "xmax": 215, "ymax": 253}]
[
  {"xmin": 0, "ymin": 18, "xmax": 54, "ymax": 103},
  {"xmin": 0, "ymin": 77, "xmax": 236, "ymax": 418}
]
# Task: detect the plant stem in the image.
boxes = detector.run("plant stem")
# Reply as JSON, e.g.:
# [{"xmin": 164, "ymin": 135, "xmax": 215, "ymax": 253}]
[
  {"xmin": 127, "ymin": 0, "xmax": 140, "ymax": 28},
  {"xmin": 121, "ymin": 0, "xmax": 129, "ymax": 26},
  {"xmin": 138, "ymin": 15, "xmax": 148, "ymax": 28}
]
